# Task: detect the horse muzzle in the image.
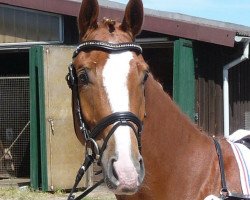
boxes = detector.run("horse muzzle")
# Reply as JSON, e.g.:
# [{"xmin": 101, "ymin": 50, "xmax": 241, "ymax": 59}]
[{"xmin": 103, "ymin": 153, "xmax": 145, "ymax": 195}]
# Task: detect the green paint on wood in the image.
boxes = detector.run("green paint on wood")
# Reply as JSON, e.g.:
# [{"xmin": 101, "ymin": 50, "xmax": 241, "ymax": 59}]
[
  {"xmin": 29, "ymin": 46, "xmax": 48, "ymax": 191},
  {"xmin": 173, "ymin": 39, "xmax": 195, "ymax": 121},
  {"xmin": 29, "ymin": 46, "xmax": 39, "ymax": 190}
]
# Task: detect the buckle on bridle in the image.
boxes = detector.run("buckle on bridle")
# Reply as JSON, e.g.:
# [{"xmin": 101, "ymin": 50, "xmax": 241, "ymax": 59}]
[
  {"xmin": 66, "ymin": 64, "xmax": 76, "ymax": 89},
  {"xmin": 86, "ymin": 138, "xmax": 100, "ymax": 160},
  {"xmin": 220, "ymin": 188, "xmax": 229, "ymax": 198}
]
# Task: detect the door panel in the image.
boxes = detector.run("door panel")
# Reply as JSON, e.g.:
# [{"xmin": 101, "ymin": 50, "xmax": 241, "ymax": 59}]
[
  {"xmin": 173, "ymin": 39, "xmax": 195, "ymax": 121},
  {"xmin": 30, "ymin": 46, "xmax": 88, "ymax": 191}
]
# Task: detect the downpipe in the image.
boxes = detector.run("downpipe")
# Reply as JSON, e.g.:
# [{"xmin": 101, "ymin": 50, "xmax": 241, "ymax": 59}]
[{"xmin": 223, "ymin": 37, "xmax": 250, "ymax": 137}]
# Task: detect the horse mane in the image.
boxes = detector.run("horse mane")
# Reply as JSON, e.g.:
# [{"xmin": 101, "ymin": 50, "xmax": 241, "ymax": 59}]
[
  {"xmin": 144, "ymin": 74, "xmax": 208, "ymax": 141},
  {"xmin": 145, "ymin": 74, "xmax": 190, "ymax": 126},
  {"xmin": 102, "ymin": 17, "xmax": 116, "ymax": 33}
]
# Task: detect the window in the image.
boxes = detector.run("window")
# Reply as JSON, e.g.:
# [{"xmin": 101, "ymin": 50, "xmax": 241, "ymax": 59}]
[{"xmin": 0, "ymin": 5, "xmax": 63, "ymax": 44}]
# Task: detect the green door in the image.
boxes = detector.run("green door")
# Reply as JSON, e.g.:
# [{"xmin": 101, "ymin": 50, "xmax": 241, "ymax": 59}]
[
  {"xmin": 173, "ymin": 39, "xmax": 195, "ymax": 121},
  {"xmin": 30, "ymin": 46, "xmax": 46, "ymax": 190},
  {"xmin": 29, "ymin": 45, "xmax": 88, "ymax": 191}
]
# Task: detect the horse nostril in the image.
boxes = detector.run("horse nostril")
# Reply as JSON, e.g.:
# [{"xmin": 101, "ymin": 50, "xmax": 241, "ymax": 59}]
[
  {"xmin": 111, "ymin": 159, "xmax": 119, "ymax": 181},
  {"xmin": 105, "ymin": 157, "xmax": 119, "ymax": 190},
  {"xmin": 138, "ymin": 156, "xmax": 145, "ymax": 183},
  {"xmin": 140, "ymin": 157, "xmax": 144, "ymax": 169}
]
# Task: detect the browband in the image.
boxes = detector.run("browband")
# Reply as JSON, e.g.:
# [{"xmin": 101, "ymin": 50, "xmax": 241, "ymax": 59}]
[{"xmin": 73, "ymin": 40, "xmax": 142, "ymax": 58}]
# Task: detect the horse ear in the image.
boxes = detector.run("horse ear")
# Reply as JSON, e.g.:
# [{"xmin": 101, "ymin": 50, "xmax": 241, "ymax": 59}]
[
  {"xmin": 120, "ymin": 0, "xmax": 144, "ymax": 38},
  {"xmin": 78, "ymin": 0, "xmax": 99, "ymax": 39}
]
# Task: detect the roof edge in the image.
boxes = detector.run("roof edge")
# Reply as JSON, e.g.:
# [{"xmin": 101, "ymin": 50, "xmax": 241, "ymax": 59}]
[{"xmin": 1, "ymin": 0, "xmax": 249, "ymax": 47}]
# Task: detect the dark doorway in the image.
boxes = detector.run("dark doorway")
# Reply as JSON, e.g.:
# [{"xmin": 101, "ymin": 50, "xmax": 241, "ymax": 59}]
[
  {"xmin": 142, "ymin": 44, "xmax": 173, "ymax": 96},
  {"xmin": 0, "ymin": 50, "xmax": 30, "ymax": 179}
]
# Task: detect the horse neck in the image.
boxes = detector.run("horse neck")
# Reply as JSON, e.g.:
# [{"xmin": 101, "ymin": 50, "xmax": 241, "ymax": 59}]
[
  {"xmin": 144, "ymin": 75, "xmax": 211, "ymax": 158},
  {"xmin": 141, "ymin": 75, "xmax": 242, "ymax": 199}
]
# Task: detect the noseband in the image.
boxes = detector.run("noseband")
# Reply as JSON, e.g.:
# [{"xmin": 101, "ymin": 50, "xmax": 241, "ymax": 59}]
[{"xmin": 66, "ymin": 40, "xmax": 144, "ymax": 200}]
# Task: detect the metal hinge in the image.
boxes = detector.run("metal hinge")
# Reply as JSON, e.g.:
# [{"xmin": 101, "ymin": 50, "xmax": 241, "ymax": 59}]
[{"xmin": 48, "ymin": 118, "xmax": 55, "ymax": 134}]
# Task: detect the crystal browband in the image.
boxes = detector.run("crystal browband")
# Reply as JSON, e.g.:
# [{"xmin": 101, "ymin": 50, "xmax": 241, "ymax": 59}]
[{"xmin": 73, "ymin": 40, "xmax": 142, "ymax": 58}]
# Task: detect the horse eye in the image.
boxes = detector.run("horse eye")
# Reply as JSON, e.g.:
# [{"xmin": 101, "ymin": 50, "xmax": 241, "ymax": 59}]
[
  {"xmin": 78, "ymin": 68, "xmax": 89, "ymax": 85},
  {"xmin": 142, "ymin": 71, "xmax": 149, "ymax": 84}
]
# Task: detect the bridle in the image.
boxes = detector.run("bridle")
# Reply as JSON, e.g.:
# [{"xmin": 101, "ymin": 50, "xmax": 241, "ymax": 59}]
[
  {"xmin": 66, "ymin": 40, "xmax": 144, "ymax": 200},
  {"xmin": 66, "ymin": 40, "xmax": 143, "ymax": 160}
]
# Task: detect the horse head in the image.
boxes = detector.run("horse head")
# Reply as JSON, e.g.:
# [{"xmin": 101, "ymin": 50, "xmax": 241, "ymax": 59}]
[{"xmin": 70, "ymin": 0, "xmax": 148, "ymax": 195}]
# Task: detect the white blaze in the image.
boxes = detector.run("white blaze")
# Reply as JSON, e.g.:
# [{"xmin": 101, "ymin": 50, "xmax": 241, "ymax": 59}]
[
  {"xmin": 102, "ymin": 52, "xmax": 135, "ymax": 168},
  {"xmin": 103, "ymin": 52, "xmax": 132, "ymax": 112}
]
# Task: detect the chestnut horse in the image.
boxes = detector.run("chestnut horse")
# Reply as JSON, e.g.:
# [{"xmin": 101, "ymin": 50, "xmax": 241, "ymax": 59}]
[
  {"xmin": 69, "ymin": 0, "xmax": 245, "ymax": 199},
  {"xmin": 70, "ymin": 0, "xmax": 146, "ymax": 196}
]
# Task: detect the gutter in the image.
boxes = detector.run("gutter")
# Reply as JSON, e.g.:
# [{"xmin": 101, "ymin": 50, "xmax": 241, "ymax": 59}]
[{"xmin": 223, "ymin": 36, "xmax": 250, "ymax": 137}]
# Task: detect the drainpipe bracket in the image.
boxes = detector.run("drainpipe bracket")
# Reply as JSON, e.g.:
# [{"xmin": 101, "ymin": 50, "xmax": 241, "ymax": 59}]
[{"xmin": 235, "ymin": 36, "xmax": 250, "ymax": 43}]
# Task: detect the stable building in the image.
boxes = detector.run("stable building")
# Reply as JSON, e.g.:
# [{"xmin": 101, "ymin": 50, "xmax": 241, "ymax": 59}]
[{"xmin": 0, "ymin": 0, "xmax": 250, "ymax": 191}]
